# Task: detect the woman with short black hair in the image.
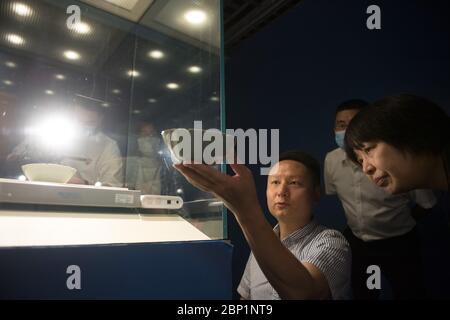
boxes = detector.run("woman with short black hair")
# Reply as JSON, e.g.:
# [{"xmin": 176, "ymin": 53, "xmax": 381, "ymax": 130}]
[{"xmin": 344, "ymin": 94, "xmax": 450, "ymax": 194}]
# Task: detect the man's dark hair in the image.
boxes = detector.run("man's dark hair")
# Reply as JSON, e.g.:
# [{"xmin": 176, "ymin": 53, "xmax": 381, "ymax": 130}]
[
  {"xmin": 335, "ymin": 99, "xmax": 369, "ymax": 115},
  {"xmin": 344, "ymin": 94, "xmax": 450, "ymax": 164},
  {"xmin": 278, "ymin": 150, "xmax": 321, "ymax": 187}
]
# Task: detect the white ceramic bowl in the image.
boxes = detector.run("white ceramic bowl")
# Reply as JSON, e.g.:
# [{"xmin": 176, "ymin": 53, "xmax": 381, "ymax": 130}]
[
  {"xmin": 22, "ymin": 163, "xmax": 77, "ymax": 183},
  {"xmin": 161, "ymin": 128, "xmax": 235, "ymax": 164}
]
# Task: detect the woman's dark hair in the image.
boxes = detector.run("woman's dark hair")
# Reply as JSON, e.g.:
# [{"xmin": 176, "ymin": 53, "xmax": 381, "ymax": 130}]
[
  {"xmin": 278, "ymin": 150, "xmax": 321, "ymax": 187},
  {"xmin": 344, "ymin": 94, "xmax": 450, "ymax": 164}
]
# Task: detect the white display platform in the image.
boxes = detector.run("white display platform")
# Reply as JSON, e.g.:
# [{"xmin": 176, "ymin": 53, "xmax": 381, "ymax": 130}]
[{"xmin": 0, "ymin": 210, "xmax": 210, "ymax": 247}]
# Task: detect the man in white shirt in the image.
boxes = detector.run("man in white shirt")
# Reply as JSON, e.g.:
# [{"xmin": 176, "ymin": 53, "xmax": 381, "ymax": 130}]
[
  {"xmin": 62, "ymin": 96, "xmax": 124, "ymax": 187},
  {"xmin": 324, "ymin": 99, "xmax": 436, "ymax": 299}
]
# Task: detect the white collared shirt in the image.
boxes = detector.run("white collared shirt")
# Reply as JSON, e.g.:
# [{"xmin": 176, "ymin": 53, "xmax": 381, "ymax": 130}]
[{"xmin": 324, "ymin": 148, "xmax": 436, "ymax": 241}]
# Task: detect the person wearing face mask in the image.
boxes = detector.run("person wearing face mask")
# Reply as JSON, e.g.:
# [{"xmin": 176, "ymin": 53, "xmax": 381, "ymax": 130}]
[
  {"xmin": 135, "ymin": 122, "xmax": 162, "ymax": 194},
  {"xmin": 61, "ymin": 96, "xmax": 124, "ymax": 187},
  {"xmin": 324, "ymin": 99, "xmax": 436, "ymax": 299}
]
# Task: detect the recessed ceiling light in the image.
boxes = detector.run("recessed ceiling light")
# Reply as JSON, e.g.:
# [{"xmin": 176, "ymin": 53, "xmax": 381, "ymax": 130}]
[
  {"xmin": 127, "ymin": 69, "xmax": 140, "ymax": 77},
  {"xmin": 148, "ymin": 98, "xmax": 157, "ymax": 103},
  {"xmin": 63, "ymin": 50, "xmax": 80, "ymax": 60},
  {"xmin": 45, "ymin": 90, "xmax": 54, "ymax": 95},
  {"xmin": 166, "ymin": 83, "xmax": 179, "ymax": 90},
  {"xmin": 188, "ymin": 65, "xmax": 202, "ymax": 73},
  {"xmin": 55, "ymin": 74, "xmax": 66, "ymax": 80},
  {"xmin": 71, "ymin": 22, "xmax": 91, "ymax": 34},
  {"xmin": 148, "ymin": 50, "xmax": 164, "ymax": 59},
  {"xmin": 133, "ymin": 110, "xmax": 141, "ymax": 114},
  {"xmin": 112, "ymin": 89, "xmax": 121, "ymax": 94},
  {"xmin": 210, "ymin": 96, "xmax": 219, "ymax": 102},
  {"xmin": 3, "ymin": 80, "xmax": 13, "ymax": 86},
  {"xmin": 12, "ymin": 2, "xmax": 33, "ymax": 17},
  {"xmin": 102, "ymin": 103, "xmax": 110, "ymax": 108},
  {"xmin": 184, "ymin": 9, "xmax": 207, "ymax": 25},
  {"xmin": 5, "ymin": 61, "xmax": 17, "ymax": 68},
  {"xmin": 5, "ymin": 33, "xmax": 25, "ymax": 45}
]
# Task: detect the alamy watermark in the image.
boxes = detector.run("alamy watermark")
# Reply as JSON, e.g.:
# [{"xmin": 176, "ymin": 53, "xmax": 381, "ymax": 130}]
[{"xmin": 164, "ymin": 121, "xmax": 279, "ymax": 175}]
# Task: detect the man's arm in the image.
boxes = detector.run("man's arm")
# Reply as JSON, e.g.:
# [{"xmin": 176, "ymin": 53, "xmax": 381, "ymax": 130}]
[{"xmin": 175, "ymin": 163, "xmax": 331, "ymax": 299}]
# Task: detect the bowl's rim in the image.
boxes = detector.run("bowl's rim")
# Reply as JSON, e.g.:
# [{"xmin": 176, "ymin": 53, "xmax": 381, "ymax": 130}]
[{"xmin": 21, "ymin": 163, "xmax": 77, "ymax": 173}]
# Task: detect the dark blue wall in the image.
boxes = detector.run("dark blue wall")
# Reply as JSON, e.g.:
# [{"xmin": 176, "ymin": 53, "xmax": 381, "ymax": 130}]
[{"xmin": 226, "ymin": 0, "xmax": 450, "ymax": 299}]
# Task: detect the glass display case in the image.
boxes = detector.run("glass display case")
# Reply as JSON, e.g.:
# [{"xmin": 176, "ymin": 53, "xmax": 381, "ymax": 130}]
[{"xmin": 0, "ymin": 0, "xmax": 225, "ymax": 242}]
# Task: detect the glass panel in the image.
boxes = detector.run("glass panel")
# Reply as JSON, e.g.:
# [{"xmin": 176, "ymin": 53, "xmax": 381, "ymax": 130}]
[{"xmin": 0, "ymin": 0, "xmax": 224, "ymax": 240}]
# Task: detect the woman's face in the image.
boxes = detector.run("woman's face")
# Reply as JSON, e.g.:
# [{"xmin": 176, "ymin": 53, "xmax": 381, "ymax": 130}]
[{"xmin": 353, "ymin": 142, "xmax": 424, "ymax": 194}]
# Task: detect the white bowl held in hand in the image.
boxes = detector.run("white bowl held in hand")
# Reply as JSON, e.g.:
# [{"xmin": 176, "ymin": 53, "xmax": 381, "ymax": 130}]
[
  {"xmin": 161, "ymin": 128, "xmax": 236, "ymax": 164},
  {"xmin": 21, "ymin": 163, "xmax": 77, "ymax": 183}
]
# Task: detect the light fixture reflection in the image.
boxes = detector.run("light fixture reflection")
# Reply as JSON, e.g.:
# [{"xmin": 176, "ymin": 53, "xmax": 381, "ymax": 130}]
[
  {"xmin": 28, "ymin": 114, "xmax": 78, "ymax": 151},
  {"xmin": 5, "ymin": 33, "xmax": 25, "ymax": 45},
  {"xmin": 112, "ymin": 89, "xmax": 121, "ymax": 94},
  {"xmin": 55, "ymin": 74, "xmax": 66, "ymax": 80},
  {"xmin": 3, "ymin": 80, "xmax": 14, "ymax": 86},
  {"xmin": 45, "ymin": 90, "xmax": 54, "ymax": 95},
  {"xmin": 166, "ymin": 83, "xmax": 179, "ymax": 90},
  {"xmin": 63, "ymin": 50, "xmax": 80, "ymax": 60},
  {"xmin": 12, "ymin": 3, "xmax": 33, "ymax": 17},
  {"xmin": 148, "ymin": 50, "xmax": 164, "ymax": 59},
  {"xmin": 127, "ymin": 70, "xmax": 140, "ymax": 78},
  {"xmin": 5, "ymin": 61, "xmax": 17, "ymax": 68},
  {"xmin": 148, "ymin": 98, "xmax": 157, "ymax": 103},
  {"xmin": 71, "ymin": 22, "xmax": 91, "ymax": 34},
  {"xmin": 184, "ymin": 9, "xmax": 207, "ymax": 25},
  {"xmin": 188, "ymin": 65, "xmax": 202, "ymax": 73}
]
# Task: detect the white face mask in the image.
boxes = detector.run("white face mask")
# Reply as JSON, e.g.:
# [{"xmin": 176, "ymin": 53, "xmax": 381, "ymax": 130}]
[
  {"xmin": 80, "ymin": 125, "xmax": 97, "ymax": 138},
  {"xmin": 138, "ymin": 136, "xmax": 158, "ymax": 156}
]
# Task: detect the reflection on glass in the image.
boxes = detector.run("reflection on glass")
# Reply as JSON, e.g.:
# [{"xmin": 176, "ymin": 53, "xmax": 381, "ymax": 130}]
[{"xmin": 0, "ymin": 0, "xmax": 223, "ymax": 238}]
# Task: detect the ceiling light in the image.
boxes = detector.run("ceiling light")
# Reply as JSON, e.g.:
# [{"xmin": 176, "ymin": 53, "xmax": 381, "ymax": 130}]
[
  {"xmin": 55, "ymin": 74, "xmax": 66, "ymax": 80},
  {"xmin": 3, "ymin": 80, "xmax": 13, "ymax": 86},
  {"xmin": 133, "ymin": 110, "xmax": 141, "ymax": 114},
  {"xmin": 148, "ymin": 50, "xmax": 164, "ymax": 59},
  {"xmin": 63, "ymin": 50, "xmax": 80, "ymax": 60},
  {"xmin": 5, "ymin": 61, "xmax": 17, "ymax": 68},
  {"xmin": 210, "ymin": 96, "xmax": 219, "ymax": 102},
  {"xmin": 5, "ymin": 33, "xmax": 25, "ymax": 45},
  {"xmin": 12, "ymin": 3, "xmax": 33, "ymax": 17},
  {"xmin": 102, "ymin": 103, "xmax": 110, "ymax": 108},
  {"xmin": 184, "ymin": 9, "xmax": 207, "ymax": 25},
  {"xmin": 148, "ymin": 98, "xmax": 157, "ymax": 103},
  {"xmin": 71, "ymin": 22, "xmax": 91, "ymax": 34},
  {"xmin": 45, "ymin": 90, "xmax": 54, "ymax": 95},
  {"xmin": 166, "ymin": 83, "xmax": 179, "ymax": 90},
  {"xmin": 188, "ymin": 65, "xmax": 202, "ymax": 73},
  {"xmin": 127, "ymin": 69, "xmax": 140, "ymax": 77},
  {"xmin": 112, "ymin": 89, "xmax": 121, "ymax": 94}
]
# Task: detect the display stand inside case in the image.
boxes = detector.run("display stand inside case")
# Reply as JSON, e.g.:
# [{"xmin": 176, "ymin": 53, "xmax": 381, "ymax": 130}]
[{"xmin": 0, "ymin": 207, "xmax": 232, "ymax": 299}]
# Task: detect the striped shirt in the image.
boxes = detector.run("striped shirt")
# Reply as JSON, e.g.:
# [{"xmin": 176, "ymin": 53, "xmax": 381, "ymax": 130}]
[{"xmin": 237, "ymin": 220, "xmax": 351, "ymax": 300}]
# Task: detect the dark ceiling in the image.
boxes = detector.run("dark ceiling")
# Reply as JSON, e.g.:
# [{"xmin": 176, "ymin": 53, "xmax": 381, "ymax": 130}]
[{"xmin": 223, "ymin": 0, "xmax": 303, "ymax": 54}]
